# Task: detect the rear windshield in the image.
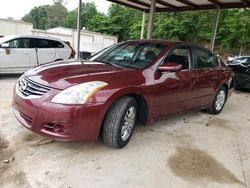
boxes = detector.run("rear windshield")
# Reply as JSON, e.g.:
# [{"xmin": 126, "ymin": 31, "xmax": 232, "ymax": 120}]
[{"xmin": 90, "ymin": 42, "xmax": 166, "ymax": 69}]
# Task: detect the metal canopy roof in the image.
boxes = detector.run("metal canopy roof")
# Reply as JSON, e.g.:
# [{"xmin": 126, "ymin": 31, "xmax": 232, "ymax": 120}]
[
  {"xmin": 107, "ymin": 0, "xmax": 250, "ymax": 12},
  {"xmin": 75, "ymin": 0, "xmax": 250, "ymax": 58}
]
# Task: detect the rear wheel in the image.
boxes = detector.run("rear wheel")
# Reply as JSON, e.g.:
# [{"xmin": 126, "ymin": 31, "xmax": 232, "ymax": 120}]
[
  {"xmin": 207, "ymin": 86, "xmax": 227, "ymax": 114},
  {"xmin": 102, "ymin": 96, "xmax": 137, "ymax": 148}
]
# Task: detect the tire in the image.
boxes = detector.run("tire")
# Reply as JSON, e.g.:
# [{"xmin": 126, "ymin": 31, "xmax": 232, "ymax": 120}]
[
  {"xmin": 102, "ymin": 96, "xmax": 138, "ymax": 148},
  {"xmin": 207, "ymin": 86, "xmax": 227, "ymax": 114}
]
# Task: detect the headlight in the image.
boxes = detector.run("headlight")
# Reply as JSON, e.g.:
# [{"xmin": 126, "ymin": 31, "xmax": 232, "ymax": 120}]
[{"xmin": 51, "ymin": 81, "xmax": 107, "ymax": 104}]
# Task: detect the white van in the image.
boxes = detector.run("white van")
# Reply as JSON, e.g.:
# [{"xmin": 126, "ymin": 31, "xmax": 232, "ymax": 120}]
[{"xmin": 0, "ymin": 35, "xmax": 75, "ymax": 74}]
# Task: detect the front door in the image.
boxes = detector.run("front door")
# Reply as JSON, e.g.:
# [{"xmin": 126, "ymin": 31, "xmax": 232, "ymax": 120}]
[
  {"xmin": 0, "ymin": 38, "xmax": 33, "ymax": 73},
  {"xmin": 153, "ymin": 46, "xmax": 198, "ymax": 117},
  {"xmin": 31, "ymin": 38, "xmax": 56, "ymax": 64}
]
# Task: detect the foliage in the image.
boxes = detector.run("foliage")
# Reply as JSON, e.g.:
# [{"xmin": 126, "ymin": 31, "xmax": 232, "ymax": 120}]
[
  {"xmin": 88, "ymin": 13, "xmax": 111, "ymax": 34},
  {"xmin": 62, "ymin": 10, "xmax": 77, "ymax": 29},
  {"xmin": 21, "ymin": 1, "xmax": 250, "ymax": 55},
  {"xmin": 22, "ymin": 2, "xmax": 67, "ymax": 29}
]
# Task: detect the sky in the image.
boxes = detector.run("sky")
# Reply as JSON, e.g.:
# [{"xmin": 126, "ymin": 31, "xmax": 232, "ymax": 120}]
[{"xmin": 0, "ymin": 0, "xmax": 112, "ymax": 20}]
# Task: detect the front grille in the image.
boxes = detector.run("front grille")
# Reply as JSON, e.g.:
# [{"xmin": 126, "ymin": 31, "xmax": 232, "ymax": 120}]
[{"xmin": 17, "ymin": 77, "xmax": 51, "ymax": 98}]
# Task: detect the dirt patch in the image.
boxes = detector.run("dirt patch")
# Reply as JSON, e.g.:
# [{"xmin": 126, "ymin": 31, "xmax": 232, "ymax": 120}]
[
  {"xmin": 22, "ymin": 134, "xmax": 41, "ymax": 142},
  {"xmin": 0, "ymin": 112, "xmax": 13, "ymax": 122},
  {"xmin": 196, "ymin": 117, "xmax": 232, "ymax": 130},
  {"xmin": 0, "ymin": 136, "xmax": 13, "ymax": 185},
  {"xmin": 207, "ymin": 117, "xmax": 232, "ymax": 129},
  {"xmin": 168, "ymin": 147, "xmax": 243, "ymax": 184},
  {"xmin": 0, "ymin": 136, "xmax": 30, "ymax": 187},
  {"xmin": 9, "ymin": 171, "xmax": 31, "ymax": 187},
  {"xmin": 34, "ymin": 139, "xmax": 54, "ymax": 147},
  {"xmin": 0, "ymin": 136, "xmax": 11, "ymax": 175}
]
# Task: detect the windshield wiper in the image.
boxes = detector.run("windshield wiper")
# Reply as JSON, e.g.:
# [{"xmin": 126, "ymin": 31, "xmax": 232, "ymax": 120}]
[
  {"xmin": 94, "ymin": 60, "xmax": 122, "ymax": 67},
  {"xmin": 92, "ymin": 60, "xmax": 137, "ymax": 69}
]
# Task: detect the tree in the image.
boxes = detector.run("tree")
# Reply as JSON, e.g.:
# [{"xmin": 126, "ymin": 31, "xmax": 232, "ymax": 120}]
[
  {"xmin": 88, "ymin": 13, "xmax": 111, "ymax": 34},
  {"xmin": 62, "ymin": 2, "xmax": 99, "ymax": 30},
  {"xmin": 62, "ymin": 10, "xmax": 78, "ymax": 29},
  {"xmin": 80, "ymin": 2, "xmax": 98, "ymax": 30},
  {"xmin": 22, "ymin": 2, "xmax": 68, "ymax": 30},
  {"xmin": 21, "ymin": 2, "xmax": 250, "ymax": 56},
  {"xmin": 107, "ymin": 4, "xmax": 142, "ymax": 41}
]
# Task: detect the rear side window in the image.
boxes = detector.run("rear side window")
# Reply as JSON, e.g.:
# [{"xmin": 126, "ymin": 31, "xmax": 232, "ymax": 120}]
[
  {"xmin": 32, "ymin": 39, "xmax": 64, "ymax": 48},
  {"xmin": 194, "ymin": 48, "xmax": 219, "ymax": 68},
  {"xmin": 50, "ymin": 40, "xmax": 64, "ymax": 48}
]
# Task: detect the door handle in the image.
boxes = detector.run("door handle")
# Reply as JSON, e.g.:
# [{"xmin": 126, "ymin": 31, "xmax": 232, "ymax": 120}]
[
  {"xmin": 218, "ymin": 73, "xmax": 223, "ymax": 79},
  {"xmin": 22, "ymin": 53, "xmax": 29, "ymax": 55},
  {"xmin": 190, "ymin": 77, "xmax": 196, "ymax": 84}
]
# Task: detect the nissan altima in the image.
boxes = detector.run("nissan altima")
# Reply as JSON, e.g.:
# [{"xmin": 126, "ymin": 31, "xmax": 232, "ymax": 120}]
[{"xmin": 13, "ymin": 40, "xmax": 234, "ymax": 148}]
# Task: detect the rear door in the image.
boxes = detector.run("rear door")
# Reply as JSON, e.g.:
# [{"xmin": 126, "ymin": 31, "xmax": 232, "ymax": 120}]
[
  {"xmin": 54, "ymin": 40, "xmax": 71, "ymax": 59},
  {"xmin": 192, "ymin": 47, "xmax": 221, "ymax": 107},
  {"xmin": 31, "ymin": 38, "xmax": 56, "ymax": 64},
  {"xmin": 153, "ymin": 46, "xmax": 198, "ymax": 117},
  {"xmin": 0, "ymin": 38, "xmax": 33, "ymax": 73}
]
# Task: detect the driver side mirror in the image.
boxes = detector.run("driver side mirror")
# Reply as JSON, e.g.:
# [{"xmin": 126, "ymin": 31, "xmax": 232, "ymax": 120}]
[
  {"xmin": 1, "ymin": 43, "xmax": 10, "ymax": 48},
  {"xmin": 158, "ymin": 62, "xmax": 182, "ymax": 72}
]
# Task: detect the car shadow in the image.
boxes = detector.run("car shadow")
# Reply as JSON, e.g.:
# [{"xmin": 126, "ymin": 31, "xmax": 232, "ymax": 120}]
[
  {"xmin": 234, "ymin": 88, "xmax": 250, "ymax": 93},
  {"xmin": 37, "ymin": 111, "xmax": 202, "ymax": 152},
  {"xmin": 0, "ymin": 74, "xmax": 22, "ymax": 79}
]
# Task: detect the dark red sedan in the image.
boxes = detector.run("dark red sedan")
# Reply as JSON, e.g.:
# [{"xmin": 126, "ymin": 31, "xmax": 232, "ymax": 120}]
[{"xmin": 13, "ymin": 40, "xmax": 234, "ymax": 148}]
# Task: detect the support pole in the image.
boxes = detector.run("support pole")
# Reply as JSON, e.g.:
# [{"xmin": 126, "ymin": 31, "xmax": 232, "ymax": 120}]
[
  {"xmin": 147, "ymin": 0, "xmax": 156, "ymax": 39},
  {"xmin": 210, "ymin": 8, "xmax": 221, "ymax": 52},
  {"xmin": 140, "ymin": 11, "xmax": 146, "ymax": 39},
  {"xmin": 76, "ymin": 0, "xmax": 82, "ymax": 59}
]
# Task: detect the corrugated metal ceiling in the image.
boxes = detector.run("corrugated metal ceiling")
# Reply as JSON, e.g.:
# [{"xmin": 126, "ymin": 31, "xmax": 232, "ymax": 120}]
[{"xmin": 107, "ymin": 0, "xmax": 250, "ymax": 12}]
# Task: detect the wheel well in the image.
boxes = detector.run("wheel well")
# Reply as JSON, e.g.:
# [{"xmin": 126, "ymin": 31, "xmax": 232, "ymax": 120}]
[
  {"xmin": 222, "ymin": 84, "xmax": 228, "ymax": 94},
  {"xmin": 222, "ymin": 84, "xmax": 229, "ymax": 101},
  {"xmin": 126, "ymin": 94, "xmax": 148, "ymax": 125},
  {"xmin": 104, "ymin": 94, "xmax": 148, "ymax": 125},
  {"xmin": 99, "ymin": 94, "xmax": 148, "ymax": 138}
]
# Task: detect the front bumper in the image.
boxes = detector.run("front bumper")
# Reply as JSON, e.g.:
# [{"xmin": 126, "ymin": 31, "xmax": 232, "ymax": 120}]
[{"xmin": 12, "ymin": 88, "xmax": 106, "ymax": 141}]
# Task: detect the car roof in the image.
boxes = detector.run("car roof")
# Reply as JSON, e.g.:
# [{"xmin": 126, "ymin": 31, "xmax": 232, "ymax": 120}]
[
  {"xmin": 235, "ymin": 56, "xmax": 250, "ymax": 58},
  {"xmin": 124, "ymin": 39, "xmax": 204, "ymax": 49},
  {"xmin": 0, "ymin": 35, "xmax": 18, "ymax": 44},
  {"xmin": 0, "ymin": 35, "xmax": 65, "ymax": 44}
]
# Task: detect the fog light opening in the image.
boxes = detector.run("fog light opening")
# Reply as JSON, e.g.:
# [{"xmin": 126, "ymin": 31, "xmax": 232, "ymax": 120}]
[
  {"xmin": 53, "ymin": 124, "xmax": 65, "ymax": 134},
  {"xmin": 44, "ymin": 123, "xmax": 66, "ymax": 134}
]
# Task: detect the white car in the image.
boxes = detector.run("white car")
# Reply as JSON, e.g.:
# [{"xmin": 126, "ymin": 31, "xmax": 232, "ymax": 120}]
[{"xmin": 0, "ymin": 35, "xmax": 75, "ymax": 74}]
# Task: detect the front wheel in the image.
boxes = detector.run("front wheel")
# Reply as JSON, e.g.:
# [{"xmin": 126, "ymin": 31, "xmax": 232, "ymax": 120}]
[
  {"xmin": 207, "ymin": 86, "xmax": 227, "ymax": 114},
  {"xmin": 102, "ymin": 96, "xmax": 137, "ymax": 148}
]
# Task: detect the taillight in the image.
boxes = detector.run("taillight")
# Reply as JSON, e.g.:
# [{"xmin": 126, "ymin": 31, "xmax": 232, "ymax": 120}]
[
  {"xmin": 70, "ymin": 48, "xmax": 76, "ymax": 59},
  {"xmin": 66, "ymin": 43, "xmax": 75, "ymax": 59}
]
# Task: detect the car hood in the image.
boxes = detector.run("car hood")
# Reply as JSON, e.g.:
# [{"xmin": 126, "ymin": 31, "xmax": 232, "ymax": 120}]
[{"xmin": 25, "ymin": 60, "xmax": 138, "ymax": 90}]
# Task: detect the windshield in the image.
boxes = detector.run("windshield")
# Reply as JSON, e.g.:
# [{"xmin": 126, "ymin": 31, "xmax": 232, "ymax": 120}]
[
  {"xmin": 90, "ymin": 41, "xmax": 166, "ymax": 69},
  {"xmin": 0, "ymin": 35, "xmax": 17, "ymax": 45}
]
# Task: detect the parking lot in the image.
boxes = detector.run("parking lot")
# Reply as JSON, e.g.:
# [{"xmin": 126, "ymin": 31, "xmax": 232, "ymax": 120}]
[{"xmin": 0, "ymin": 75, "xmax": 250, "ymax": 188}]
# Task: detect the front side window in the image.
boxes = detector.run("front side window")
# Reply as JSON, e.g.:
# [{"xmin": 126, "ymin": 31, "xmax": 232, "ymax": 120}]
[
  {"xmin": 90, "ymin": 42, "xmax": 166, "ymax": 69},
  {"xmin": 8, "ymin": 38, "xmax": 30, "ymax": 48},
  {"xmin": 163, "ymin": 47, "xmax": 191, "ymax": 70},
  {"xmin": 195, "ymin": 48, "xmax": 219, "ymax": 68}
]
